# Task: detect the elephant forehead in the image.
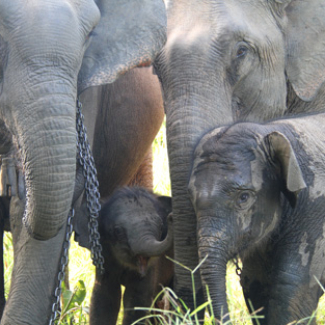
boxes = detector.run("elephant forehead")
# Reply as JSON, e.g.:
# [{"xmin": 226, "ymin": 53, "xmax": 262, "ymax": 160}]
[
  {"xmin": 166, "ymin": 0, "xmax": 282, "ymax": 54},
  {"xmin": 221, "ymin": 0, "xmax": 280, "ymax": 37},
  {"xmin": 167, "ymin": 0, "xmax": 215, "ymax": 35},
  {"xmin": 113, "ymin": 197, "xmax": 158, "ymax": 222},
  {"xmin": 193, "ymin": 127, "xmax": 259, "ymax": 174}
]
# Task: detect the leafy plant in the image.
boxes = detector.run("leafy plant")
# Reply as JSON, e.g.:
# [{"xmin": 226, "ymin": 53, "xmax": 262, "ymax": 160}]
[
  {"xmin": 131, "ymin": 256, "xmax": 263, "ymax": 325},
  {"xmin": 57, "ymin": 280, "xmax": 88, "ymax": 325}
]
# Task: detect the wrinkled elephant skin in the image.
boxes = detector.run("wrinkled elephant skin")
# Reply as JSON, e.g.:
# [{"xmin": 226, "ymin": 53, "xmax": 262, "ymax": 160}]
[
  {"xmin": 0, "ymin": 0, "xmax": 166, "ymax": 324},
  {"xmin": 153, "ymin": 0, "xmax": 325, "ymax": 310},
  {"xmin": 189, "ymin": 113, "xmax": 325, "ymax": 324}
]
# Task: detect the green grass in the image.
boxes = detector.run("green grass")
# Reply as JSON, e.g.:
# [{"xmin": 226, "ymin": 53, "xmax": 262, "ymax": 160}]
[{"xmin": 2, "ymin": 120, "xmax": 325, "ymax": 324}]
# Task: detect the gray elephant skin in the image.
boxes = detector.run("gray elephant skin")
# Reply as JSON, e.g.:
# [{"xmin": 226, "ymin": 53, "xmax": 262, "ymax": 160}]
[
  {"xmin": 188, "ymin": 112, "xmax": 325, "ymax": 324},
  {"xmin": 0, "ymin": 1, "xmax": 167, "ymax": 324},
  {"xmin": 90, "ymin": 187, "xmax": 173, "ymax": 325},
  {"xmin": 4, "ymin": 64, "xmax": 165, "ymax": 320},
  {"xmin": 153, "ymin": 0, "xmax": 325, "ymax": 309}
]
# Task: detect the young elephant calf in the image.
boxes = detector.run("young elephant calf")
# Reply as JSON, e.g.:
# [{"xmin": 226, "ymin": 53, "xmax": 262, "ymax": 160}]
[
  {"xmin": 90, "ymin": 187, "xmax": 173, "ymax": 325},
  {"xmin": 188, "ymin": 113, "xmax": 325, "ymax": 325}
]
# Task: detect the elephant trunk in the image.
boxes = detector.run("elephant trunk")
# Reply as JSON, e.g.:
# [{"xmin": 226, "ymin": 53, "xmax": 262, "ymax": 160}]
[
  {"xmin": 163, "ymin": 76, "xmax": 233, "ymax": 308},
  {"xmin": 132, "ymin": 215, "xmax": 173, "ymax": 257},
  {"xmin": 16, "ymin": 86, "xmax": 77, "ymax": 240},
  {"xmin": 199, "ymin": 241, "xmax": 230, "ymax": 322},
  {"xmin": 197, "ymin": 215, "xmax": 232, "ymax": 322}
]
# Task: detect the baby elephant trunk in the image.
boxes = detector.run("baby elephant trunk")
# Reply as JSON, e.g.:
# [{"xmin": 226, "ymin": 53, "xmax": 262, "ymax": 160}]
[{"xmin": 133, "ymin": 214, "xmax": 173, "ymax": 257}]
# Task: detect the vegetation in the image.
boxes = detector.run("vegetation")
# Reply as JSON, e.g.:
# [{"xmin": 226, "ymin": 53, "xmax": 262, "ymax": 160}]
[{"xmin": 3, "ymin": 120, "xmax": 325, "ymax": 324}]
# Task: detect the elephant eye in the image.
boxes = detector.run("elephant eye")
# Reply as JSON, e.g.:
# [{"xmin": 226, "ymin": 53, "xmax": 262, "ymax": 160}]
[
  {"xmin": 236, "ymin": 190, "xmax": 255, "ymax": 210},
  {"xmin": 236, "ymin": 46, "xmax": 248, "ymax": 58},
  {"xmin": 239, "ymin": 192, "xmax": 249, "ymax": 203},
  {"xmin": 113, "ymin": 226, "xmax": 125, "ymax": 240}
]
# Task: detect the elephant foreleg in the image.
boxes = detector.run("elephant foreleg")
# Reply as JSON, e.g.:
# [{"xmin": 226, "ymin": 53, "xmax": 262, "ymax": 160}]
[
  {"xmin": 122, "ymin": 270, "xmax": 154, "ymax": 325},
  {"xmin": 90, "ymin": 271, "xmax": 121, "ymax": 325},
  {"xmin": 1, "ymin": 196, "xmax": 68, "ymax": 325},
  {"xmin": 240, "ymin": 248, "xmax": 273, "ymax": 325},
  {"xmin": 267, "ymin": 246, "xmax": 322, "ymax": 325}
]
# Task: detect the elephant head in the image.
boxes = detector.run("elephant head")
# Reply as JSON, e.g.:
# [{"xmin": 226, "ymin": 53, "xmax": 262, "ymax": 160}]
[
  {"xmin": 153, "ymin": 0, "xmax": 325, "ymax": 309},
  {"xmin": 99, "ymin": 187, "xmax": 173, "ymax": 276},
  {"xmin": 0, "ymin": 0, "xmax": 166, "ymax": 323},
  {"xmin": 188, "ymin": 123, "xmax": 307, "ymax": 321},
  {"xmin": 0, "ymin": 0, "xmax": 166, "ymax": 241}
]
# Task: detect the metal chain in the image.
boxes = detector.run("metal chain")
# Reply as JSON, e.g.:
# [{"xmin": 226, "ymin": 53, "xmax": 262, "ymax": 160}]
[
  {"xmin": 233, "ymin": 256, "xmax": 242, "ymax": 278},
  {"xmin": 76, "ymin": 98, "xmax": 105, "ymax": 274},
  {"xmin": 49, "ymin": 99, "xmax": 105, "ymax": 324},
  {"xmin": 49, "ymin": 208, "xmax": 75, "ymax": 325}
]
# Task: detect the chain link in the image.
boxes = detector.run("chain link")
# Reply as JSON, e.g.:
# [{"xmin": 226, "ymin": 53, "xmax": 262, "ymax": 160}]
[
  {"xmin": 76, "ymin": 99, "xmax": 105, "ymax": 274},
  {"xmin": 233, "ymin": 256, "xmax": 242, "ymax": 277},
  {"xmin": 49, "ymin": 208, "xmax": 75, "ymax": 325}
]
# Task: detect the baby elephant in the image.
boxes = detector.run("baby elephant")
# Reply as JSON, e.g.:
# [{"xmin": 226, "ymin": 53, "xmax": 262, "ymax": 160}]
[
  {"xmin": 188, "ymin": 113, "xmax": 325, "ymax": 325},
  {"xmin": 90, "ymin": 187, "xmax": 173, "ymax": 325}
]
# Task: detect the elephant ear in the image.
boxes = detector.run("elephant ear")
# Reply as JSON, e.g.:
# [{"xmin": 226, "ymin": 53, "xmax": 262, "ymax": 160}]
[
  {"xmin": 266, "ymin": 131, "xmax": 306, "ymax": 208},
  {"xmin": 284, "ymin": 0, "xmax": 325, "ymax": 101},
  {"xmin": 77, "ymin": 0, "xmax": 167, "ymax": 93}
]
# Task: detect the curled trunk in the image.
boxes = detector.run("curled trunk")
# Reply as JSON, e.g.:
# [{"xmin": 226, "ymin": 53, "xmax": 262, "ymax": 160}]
[{"xmin": 132, "ymin": 216, "xmax": 173, "ymax": 257}]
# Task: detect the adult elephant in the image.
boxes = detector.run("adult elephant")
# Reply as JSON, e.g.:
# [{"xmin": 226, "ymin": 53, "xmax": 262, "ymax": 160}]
[
  {"xmin": 74, "ymin": 66, "xmax": 165, "ymax": 248},
  {"xmin": 0, "ymin": 0, "xmax": 166, "ymax": 324},
  {"xmin": 153, "ymin": 0, "xmax": 325, "ymax": 316}
]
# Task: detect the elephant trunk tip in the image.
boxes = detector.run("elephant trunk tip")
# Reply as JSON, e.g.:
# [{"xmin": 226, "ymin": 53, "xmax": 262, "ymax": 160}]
[{"xmin": 133, "ymin": 215, "xmax": 173, "ymax": 258}]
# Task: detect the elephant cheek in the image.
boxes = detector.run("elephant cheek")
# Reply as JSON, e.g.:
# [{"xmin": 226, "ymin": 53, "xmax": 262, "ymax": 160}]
[{"xmin": 237, "ymin": 211, "xmax": 253, "ymax": 233}]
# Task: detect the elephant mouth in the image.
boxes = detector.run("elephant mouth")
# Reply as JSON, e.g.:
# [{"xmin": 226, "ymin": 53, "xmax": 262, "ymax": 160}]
[{"xmin": 136, "ymin": 255, "xmax": 150, "ymax": 276}]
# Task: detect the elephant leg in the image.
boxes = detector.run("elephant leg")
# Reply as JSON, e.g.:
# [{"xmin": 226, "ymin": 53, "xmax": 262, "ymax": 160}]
[
  {"xmin": 122, "ymin": 270, "xmax": 154, "ymax": 325},
  {"xmin": 267, "ymin": 247, "xmax": 322, "ymax": 325},
  {"xmin": 128, "ymin": 148, "xmax": 153, "ymax": 190},
  {"xmin": 0, "ymin": 199, "xmax": 6, "ymax": 318},
  {"xmin": 240, "ymin": 248, "xmax": 273, "ymax": 325},
  {"xmin": 1, "ymin": 196, "xmax": 68, "ymax": 325},
  {"xmin": 268, "ymin": 278, "xmax": 319, "ymax": 325},
  {"xmin": 90, "ymin": 271, "xmax": 121, "ymax": 325}
]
